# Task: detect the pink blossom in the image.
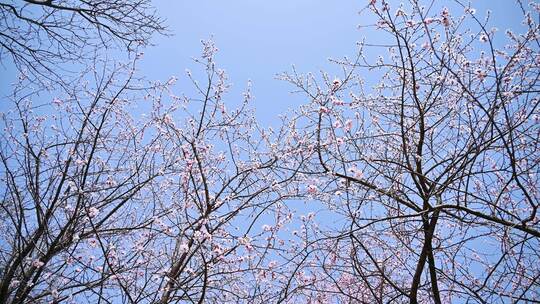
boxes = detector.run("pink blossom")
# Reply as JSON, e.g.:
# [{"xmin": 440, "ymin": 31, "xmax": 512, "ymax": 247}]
[
  {"xmin": 332, "ymin": 97, "xmax": 344, "ymax": 106},
  {"xmin": 307, "ymin": 184, "xmax": 318, "ymax": 194},
  {"xmin": 8, "ymin": 280, "xmax": 20, "ymax": 288},
  {"xmin": 424, "ymin": 17, "xmax": 436, "ymax": 24},
  {"xmin": 105, "ymin": 176, "xmax": 116, "ymax": 187},
  {"xmin": 88, "ymin": 207, "xmax": 99, "ymax": 218},
  {"xmin": 349, "ymin": 166, "xmax": 363, "ymax": 179},
  {"xmin": 162, "ymin": 114, "xmax": 173, "ymax": 125},
  {"xmin": 465, "ymin": 7, "xmax": 476, "ymax": 15},
  {"xmin": 441, "ymin": 7, "xmax": 449, "ymax": 17},
  {"xmin": 479, "ymin": 34, "xmax": 488, "ymax": 43},
  {"xmin": 344, "ymin": 119, "xmax": 353, "ymax": 132},
  {"xmin": 33, "ymin": 259, "xmax": 45, "ymax": 268},
  {"xmin": 475, "ymin": 69, "xmax": 487, "ymax": 81},
  {"xmin": 179, "ymin": 243, "xmax": 189, "ymax": 253},
  {"xmin": 441, "ymin": 8, "xmax": 450, "ymax": 27},
  {"xmin": 332, "ymin": 78, "xmax": 341, "ymax": 91},
  {"xmin": 51, "ymin": 289, "xmax": 59, "ymax": 298},
  {"xmin": 442, "ymin": 16, "xmax": 450, "ymax": 27},
  {"xmin": 262, "ymin": 224, "xmax": 272, "ymax": 232},
  {"xmin": 88, "ymin": 238, "xmax": 98, "ymax": 248}
]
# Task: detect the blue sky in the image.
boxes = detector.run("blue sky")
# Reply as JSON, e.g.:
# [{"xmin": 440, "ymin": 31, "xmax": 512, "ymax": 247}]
[
  {"xmin": 0, "ymin": 1, "xmax": 527, "ymax": 126},
  {"xmin": 138, "ymin": 0, "xmax": 362, "ymax": 127},
  {"xmin": 135, "ymin": 0, "xmax": 526, "ymax": 127}
]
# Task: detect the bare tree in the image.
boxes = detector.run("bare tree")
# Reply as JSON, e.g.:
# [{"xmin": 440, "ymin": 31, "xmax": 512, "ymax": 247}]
[
  {"xmin": 270, "ymin": 0, "xmax": 540, "ymax": 303},
  {"xmin": 0, "ymin": 0, "xmax": 166, "ymax": 87}
]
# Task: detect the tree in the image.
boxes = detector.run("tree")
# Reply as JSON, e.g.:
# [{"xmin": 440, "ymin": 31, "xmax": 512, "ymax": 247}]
[
  {"xmin": 0, "ymin": 0, "xmax": 166, "ymax": 87},
  {"xmin": 0, "ymin": 40, "xmax": 292, "ymax": 303},
  {"xmin": 2, "ymin": 0, "xmax": 540, "ymax": 303},
  {"xmin": 270, "ymin": 0, "xmax": 540, "ymax": 303}
]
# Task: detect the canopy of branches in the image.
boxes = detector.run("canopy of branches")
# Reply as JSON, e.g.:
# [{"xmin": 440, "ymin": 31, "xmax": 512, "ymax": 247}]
[{"xmin": 1, "ymin": 1, "xmax": 539, "ymax": 303}]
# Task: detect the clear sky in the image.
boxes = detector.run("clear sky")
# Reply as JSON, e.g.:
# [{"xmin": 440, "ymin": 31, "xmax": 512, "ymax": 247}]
[
  {"xmin": 138, "ymin": 0, "xmax": 362, "ymax": 127},
  {"xmin": 138, "ymin": 0, "xmax": 527, "ymax": 126},
  {"xmin": 0, "ymin": 0, "xmax": 527, "ymax": 126}
]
